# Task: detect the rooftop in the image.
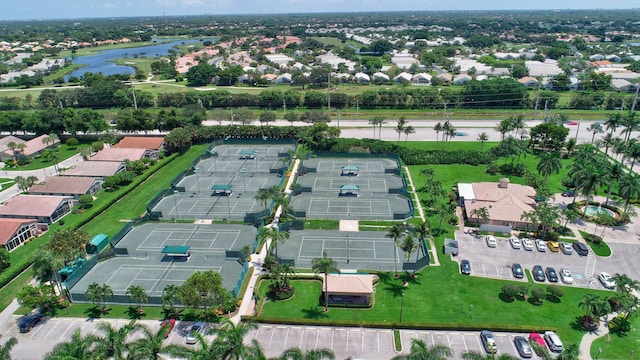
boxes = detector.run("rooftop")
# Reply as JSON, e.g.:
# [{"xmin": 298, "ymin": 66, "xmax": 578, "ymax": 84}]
[
  {"xmin": 60, "ymin": 161, "xmax": 123, "ymax": 177},
  {"xmin": 29, "ymin": 176, "xmax": 96, "ymax": 195},
  {"xmin": 112, "ymin": 136, "xmax": 164, "ymax": 150},
  {"xmin": 0, "ymin": 195, "xmax": 71, "ymax": 218},
  {"xmin": 89, "ymin": 148, "xmax": 146, "ymax": 162},
  {"xmin": 0, "ymin": 218, "xmax": 37, "ymax": 245},
  {"xmin": 326, "ymin": 274, "xmax": 377, "ymax": 294}
]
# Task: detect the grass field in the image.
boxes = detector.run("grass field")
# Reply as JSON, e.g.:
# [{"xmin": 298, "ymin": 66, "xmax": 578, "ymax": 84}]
[
  {"xmin": 256, "ymin": 261, "xmax": 608, "ymax": 346},
  {"xmin": 3, "ymin": 141, "xmax": 88, "ymax": 172},
  {"xmin": 0, "ymin": 178, "xmax": 15, "ymax": 191},
  {"xmin": 591, "ymin": 314, "xmax": 640, "ymax": 359}
]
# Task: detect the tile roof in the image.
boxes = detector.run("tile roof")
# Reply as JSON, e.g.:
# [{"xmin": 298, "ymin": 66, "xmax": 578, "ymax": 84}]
[
  {"xmin": 89, "ymin": 148, "xmax": 146, "ymax": 162},
  {"xmin": 0, "ymin": 195, "xmax": 71, "ymax": 218},
  {"xmin": 463, "ymin": 182, "xmax": 537, "ymax": 223},
  {"xmin": 0, "ymin": 218, "xmax": 36, "ymax": 245},
  {"xmin": 325, "ymin": 274, "xmax": 376, "ymax": 294},
  {"xmin": 21, "ymin": 135, "xmax": 60, "ymax": 156},
  {"xmin": 60, "ymin": 161, "xmax": 123, "ymax": 177},
  {"xmin": 112, "ymin": 136, "xmax": 164, "ymax": 150},
  {"xmin": 0, "ymin": 136, "xmax": 25, "ymax": 153},
  {"xmin": 30, "ymin": 176, "xmax": 96, "ymax": 195}
]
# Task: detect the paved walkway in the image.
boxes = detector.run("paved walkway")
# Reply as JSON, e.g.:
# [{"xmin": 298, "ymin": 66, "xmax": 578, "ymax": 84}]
[{"xmin": 403, "ymin": 165, "xmax": 440, "ymax": 266}]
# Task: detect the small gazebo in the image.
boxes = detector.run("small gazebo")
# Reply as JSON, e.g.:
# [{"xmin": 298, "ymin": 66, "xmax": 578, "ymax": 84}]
[
  {"xmin": 239, "ymin": 150, "xmax": 257, "ymax": 159},
  {"xmin": 211, "ymin": 184, "xmax": 232, "ymax": 196},
  {"xmin": 341, "ymin": 165, "xmax": 359, "ymax": 176},
  {"xmin": 339, "ymin": 184, "xmax": 360, "ymax": 197}
]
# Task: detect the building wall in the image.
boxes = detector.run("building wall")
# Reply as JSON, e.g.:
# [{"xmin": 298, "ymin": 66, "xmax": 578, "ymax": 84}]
[{"xmin": 2, "ymin": 223, "xmax": 37, "ymax": 252}]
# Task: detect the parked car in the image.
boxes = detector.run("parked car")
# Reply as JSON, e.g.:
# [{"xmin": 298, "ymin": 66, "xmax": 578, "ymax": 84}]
[
  {"xmin": 532, "ymin": 265, "xmax": 546, "ymax": 282},
  {"xmin": 522, "ymin": 238, "xmax": 534, "ymax": 251},
  {"xmin": 529, "ymin": 333, "xmax": 548, "ymax": 355},
  {"xmin": 561, "ymin": 190, "xmax": 576, "ymax": 197},
  {"xmin": 486, "ymin": 235, "xmax": 497, "ymax": 248},
  {"xmin": 514, "ymin": 336, "xmax": 533, "ymax": 358},
  {"xmin": 512, "ymin": 263, "xmax": 524, "ymax": 279},
  {"xmin": 18, "ymin": 313, "xmax": 42, "ymax": 333},
  {"xmin": 543, "ymin": 331, "xmax": 564, "ymax": 352},
  {"xmin": 545, "ymin": 267, "xmax": 559, "ymax": 282},
  {"xmin": 509, "ymin": 236, "xmax": 521, "ymax": 249},
  {"xmin": 480, "ymin": 330, "xmax": 497, "ymax": 354},
  {"xmin": 547, "ymin": 241, "xmax": 560, "ymax": 252},
  {"xmin": 598, "ymin": 272, "xmax": 616, "ymax": 289},
  {"xmin": 560, "ymin": 268, "xmax": 574, "ymax": 284},
  {"xmin": 573, "ymin": 242, "xmax": 589, "ymax": 256},
  {"xmin": 460, "ymin": 260, "xmax": 471, "ymax": 275},
  {"xmin": 535, "ymin": 239, "xmax": 547, "ymax": 252},
  {"xmin": 160, "ymin": 319, "xmax": 176, "ymax": 338},
  {"xmin": 560, "ymin": 242, "xmax": 573, "ymax": 255},
  {"xmin": 186, "ymin": 322, "xmax": 206, "ymax": 345}
]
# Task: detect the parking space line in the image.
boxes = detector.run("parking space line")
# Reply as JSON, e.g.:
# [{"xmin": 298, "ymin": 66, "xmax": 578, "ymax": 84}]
[
  {"xmin": 252, "ymin": 325, "xmax": 261, "ymax": 340},
  {"xmin": 59, "ymin": 321, "xmax": 76, "ymax": 341},
  {"xmin": 462, "ymin": 334, "xmax": 469, "ymax": 352},
  {"xmin": 330, "ymin": 329, "xmax": 334, "ymax": 350},
  {"xmin": 377, "ymin": 330, "xmax": 380, "ymax": 353},
  {"xmin": 446, "ymin": 334, "xmax": 452, "ymax": 352},
  {"xmin": 299, "ymin": 328, "xmax": 304, "ymax": 349},
  {"xmin": 283, "ymin": 327, "xmax": 290, "ymax": 349},
  {"xmin": 481, "ymin": 263, "xmax": 486, "ymax": 275},
  {"xmin": 361, "ymin": 329, "xmax": 365, "ymax": 352},
  {"xmin": 508, "ymin": 335, "xmax": 518, "ymax": 356},
  {"xmin": 267, "ymin": 326, "xmax": 275, "ymax": 347}
]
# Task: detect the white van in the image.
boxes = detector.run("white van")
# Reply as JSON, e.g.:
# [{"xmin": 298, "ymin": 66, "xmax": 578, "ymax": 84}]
[{"xmin": 544, "ymin": 331, "xmax": 564, "ymax": 352}]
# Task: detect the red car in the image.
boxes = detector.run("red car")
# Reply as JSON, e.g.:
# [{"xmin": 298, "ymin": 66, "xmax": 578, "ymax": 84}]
[
  {"xmin": 160, "ymin": 319, "xmax": 176, "ymax": 338},
  {"xmin": 565, "ymin": 121, "xmax": 579, "ymax": 125},
  {"xmin": 529, "ymin": 333, "xmax": 547, "ymax": 355}
]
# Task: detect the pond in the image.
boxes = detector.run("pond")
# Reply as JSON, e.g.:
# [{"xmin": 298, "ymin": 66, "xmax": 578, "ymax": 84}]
[{"xmin": 64, "ymin": 38, "xmax": 214, "ymax": 81}]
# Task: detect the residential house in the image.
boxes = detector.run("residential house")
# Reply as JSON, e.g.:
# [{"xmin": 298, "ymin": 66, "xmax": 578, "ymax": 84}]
[
  {"xmin": 517, "ymin": 76, "xmax": 540, "ymax": 88},
  {"xmin": 0, "ymin": 195, "xmax": 72, "ymax": 224},
  {"xmin": 29, "ymin": 176, "xmax": 101, "ymax": 199},
  {"xmin": 605, "ymin": 54, "xmax": 622, "ymax": 63},
  {"xmin": 453, "ymin": 74, "xmax": 472, "ymax": 85},
  {"xmin": 1, "ymin": 134, "xmax": 59, "ymax": 160},
  {"xmin": 324, "ymin": 274, "xmax": 377, "ymax": 306},
  {"xmin": 435, "ymin": 73, "xmax": 452, "ymax": 83},
  {"xmin": 354, "ymin": 72, "xmax": 370, "ymax": 83},
  {"xmin": 0, "ymin": 136, "xmax": 25, "ymax": 161},
  {"xmin": 412, "ymin": 73, "xmax": 432, "ymax": 85},
  {"xmin": 89, "ymin": 148, "xmax": 147, "ymax": 162},
  {"xmin": 589, "ymin": 54, "xmax": 605, "ymax": 61},
  {"xmin": 112, "ymin": 136, "xmax": 164, "ymax": 159},
  {"xmin": 372, "ymin": 72, "xmax": 390, "ymax": 82},
  {"xmin": 275, "ymin": 73, "xmax": 292, "ymax": 84},
  {"xmin": 393, "ymin": 72, "xmax": 413, "ymax": 83},
  {"xmin": 0, "ymin": 218, "xmax": 43, "ymax": 252},
  {"xmin": 611, "ymin": 79, "xmax": 635, "ymax": 92},
  {"xmin": 60, "ymin": 161, "xmax": 126, "ymax": 179}
]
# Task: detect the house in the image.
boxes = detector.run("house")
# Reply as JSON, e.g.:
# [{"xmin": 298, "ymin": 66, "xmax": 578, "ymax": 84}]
[
  {"xmin": 459, "ymin": 179, "xmax": 537, "ymax": 231},
  {"xmin": 605, "ymin": 54, "xmax": 622, "ymax": 63},
  {"xmin": 589, "ymin": 54, "xmax": 605, "ymax": 61},
  {"xmin": 2, "ymin": 134, "xmax": 59, "ymax": 160},
  {"xmin": 275, "ymin": 73, "xmax": 292, "ymax": 84},
  {"xmin": 393, "ymin": 72, "xmax": 413, "ymax": 83},
  {"xmin": 354, "ymin": 72, "xmax": 370, "ymax": 83},
  {"xmin": 0, "ymin": 195, "xmax": 72, "ymax": 224},
  {"xmin": 60, "ymin": 161, "xmax": 126, "ymax": 179},
  {"xmin": 0, "ymin": 135, "xmax": 25, "ymax": 161},
  {"xmin": 372, "ymin": 72, "xmax": 390, "ymax": 82},
  {"xmin": 517, "ymin": 76, "xmax": 539, "ymax": 88},
  {"xmin": 435, "ymin": 73, "xmax": 452, "ymax": 83},
  {"xmin": 323, "ymin": 273, "xmax": 377, "ymax": 306},
  {"xmin": 0, "ymin": 218, "xmax": 44, "ymax": 252},
  {"xmin": 453, "ymin": 74, "xmax": 472, "ymax": 85},
  {"xmin": 29, "ymin": 176, "xmax": 101, "ymax": 198},
  {"xmin": 412, "ymin": 73, "xmax": 432, "ymax": 85},
  {"xmin": 611, "ymin": 79, "xmax": 635, "ymax": 92},
  {"xmin": 112, "ymin": 136, "xmax": 164, "ymax": 159},
  {"xmin": 89, "ymin": 148, "xmax": 147, "ymax": 162}
]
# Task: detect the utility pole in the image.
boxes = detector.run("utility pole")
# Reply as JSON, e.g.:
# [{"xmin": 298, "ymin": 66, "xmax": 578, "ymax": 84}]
[
  {"xmin": 632, "ymin": 83, "xmax": 640, "ymax": 112},
  {"xmin": 356, "ymin": 99, "xmax": 359, "ymax": 121},
  {"xmin": 533, "ymin": 82, "xmax": 541, "ymax": 120},
  {"xmin": 130, "ymin": 75, "xmax": 138, "ymax": 110},
  {"xmin": 327, "ymin": 69, "xmax": 331, "ymax": 117}
]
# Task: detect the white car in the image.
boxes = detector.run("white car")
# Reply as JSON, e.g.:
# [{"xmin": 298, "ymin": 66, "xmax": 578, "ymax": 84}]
[
  {"xmin": 560, "ymin": 242, "xmax": 573, "ymax": 255},
  {"xmin": 598, "ymin": 272, "xmax": 616, "ymax": 289},
  {"xmin": 509, "ymin": 236, "xmax": 521, "ymax": 249},
  {"xmin": 486, "ymin": 235, "xmax": 497, "ymax": 248},
  {"xmin": 559, "ymin": 268, "xmax": 574, "ymax": 284},
  {"xmin": 535, "ymin": 239, "xmax": 547, "ymax": 252},
  {"xmin": 522, "ymin": 238, "xmax": 534, "ymax": 251}
]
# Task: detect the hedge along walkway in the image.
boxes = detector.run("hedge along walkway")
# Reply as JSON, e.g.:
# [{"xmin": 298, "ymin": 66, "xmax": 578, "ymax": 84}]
[{"xmin": 404, "ymin": 165, "xmax": 439, "ymax": 266}]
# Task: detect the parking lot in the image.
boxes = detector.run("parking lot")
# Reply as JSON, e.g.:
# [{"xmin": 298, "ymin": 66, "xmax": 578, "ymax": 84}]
[
  {"xmin": 2, "ymin": 316, "xmax": 560, "ymax": 360},
  {"xmin": 455, "ymin": 232, "xmax": 601, "ymax": 289}
]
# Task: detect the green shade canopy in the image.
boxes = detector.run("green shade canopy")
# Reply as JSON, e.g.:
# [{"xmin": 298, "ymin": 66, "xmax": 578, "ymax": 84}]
[
  {"xmin": 340, "ymin": 184, "xmax": 360, "ymax": 191},
  {"xmin": 341, "ymin": 165, "xmax": 359, "ymax": 171},
  {"xmin": 161, "ymin": 245, "xmax": 191, "ymax": 255},
  {"xmin": 212, "ymin": 184, "xmax": 233, "ymax": 191}
]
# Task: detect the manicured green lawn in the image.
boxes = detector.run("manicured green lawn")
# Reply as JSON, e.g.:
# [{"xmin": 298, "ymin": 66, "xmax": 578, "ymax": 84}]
[
  {"xmin": 578, "ymin": 231, "xmax": 613, "ymax": 257},
  {"xmin": 0, "ymin": 178, "xmax": 15, "ymax": 191},
  {"xmin": 591, "ymin": 315, "xmax": 640, "ymax": 359},
  {"xmin": 4, "ymin": 142, "xmax": 87, "ymax": 171},
  {"xmin": 403, "ymin": 141, "xmax": 498, "ymax": 152},
  {"xmin": 303, "ymin": 220, "xmax": 340, "ymax": 230},
  {"xmin": 257, "ymin": 261, "xmax": 608, "ymax": 346},
  {"xmin": 0, "ymin": 268, "xmax": 33, "ymax": 312}
]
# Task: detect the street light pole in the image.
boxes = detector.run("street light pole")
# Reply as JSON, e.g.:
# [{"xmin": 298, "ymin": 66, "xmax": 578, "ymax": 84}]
[
  {"xmin": 173, "ymin": 190, "xmax": 179, "ymax": 222},
  {"xmin": 241, "ymin": 167, "xmax": 246, "ymax": 194},
  {"xmin": 194, "ymin": 167, "xmax": 200, "ymax": 193}
]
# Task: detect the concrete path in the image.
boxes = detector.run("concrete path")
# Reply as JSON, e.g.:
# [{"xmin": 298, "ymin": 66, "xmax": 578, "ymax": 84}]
[{"xmin": 403, "ymin": 165, "xmax": 440, "ymax": 266}]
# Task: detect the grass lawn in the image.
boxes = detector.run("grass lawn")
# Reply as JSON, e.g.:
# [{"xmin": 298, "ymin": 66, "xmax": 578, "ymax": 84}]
[
  {"xmin": 578, "ymin": 231, "xmax": 613, "ymax": 257},
  {"xmin": 303, "ymin": 220, "xmax": 340, "ymax": 230},
  {"xmin": 0, "ymin": 178, "xmax": 15, "ymax": 191},
  {"xmin": 0, "ymin": 268, "xmax": 33, "ymax": 312},
  {"xmin": 256, "ymin": 261, "xmax": 608, "ymax": 346},
  {"xmin": 591, "ymin": 315, "xmax": 640, "ymax": 359},
  {"xmin": 4, "ymin": 142, "xmax": 87, "ymax": 171},
  {"xmin": 403, "ymin": 141, "xmax": 498, "ymax": 152}
]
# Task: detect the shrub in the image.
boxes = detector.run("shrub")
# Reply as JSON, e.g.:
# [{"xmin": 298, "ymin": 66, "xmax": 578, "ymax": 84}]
[
  {"xmin": 66, "ymin": 138, "xmax": 79, "ymax": 147},
  {"xmin": 547, "ymin": 285, "xmax": 564, "ymax": 300},
  {"xmin": 530, "ymin": 288, "xmax": 545, "ymax": 304},
  {"xmin": 486, "ymin": 162, "xmax": 499, "ymax": 175},
  {"xmin": 91, "ymin": 141, "xmax": 104, "ymax": 152},
  {"xmin": 78, "ymin": 194, "xmax": 94, "ymax": 209},
  {"xmin": 501, "ymin": 284, "xmax": 518, "ymax": 300}
]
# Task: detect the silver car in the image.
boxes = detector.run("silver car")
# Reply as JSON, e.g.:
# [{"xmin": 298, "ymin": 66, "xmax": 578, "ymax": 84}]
[
  {"xmin": 535, "ymin": 239, "xmax": 547, "ymax": 252},
  {"xmin": 522, "ymin": 238, "xmax": 534, "ymax": 251},
  {"xmin": 509, "ymin": 236, "xmax": 521, "ymax": 249}
]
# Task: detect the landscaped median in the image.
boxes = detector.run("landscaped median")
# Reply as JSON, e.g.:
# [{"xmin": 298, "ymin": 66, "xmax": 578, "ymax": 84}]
[{"xmin": 246, "ymin": 260, "xmax": 610, "ymax": 346}]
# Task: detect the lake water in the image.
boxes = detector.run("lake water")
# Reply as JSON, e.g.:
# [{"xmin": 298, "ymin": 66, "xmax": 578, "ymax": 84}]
[{"xmin": 64, "ymin": 38, "xmax": 213, "ymax": 80}]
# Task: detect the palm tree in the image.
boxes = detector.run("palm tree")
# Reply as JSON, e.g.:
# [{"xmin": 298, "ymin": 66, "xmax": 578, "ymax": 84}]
[
  {"xmin": 556, "ymin": 343, "xmax": 580, "ymax": 360},
  {"xmin": 477, "ymin": 132, "xmax": 489, "ymax": 151},
  {"xmin": 411, "ymin": 221, "xmax": 430, "ymax": 275},
  {"xmin": 399, "ymin": 233, "xmax": 418, "ymax": 283},
  {"xmin": 25, "ymin": 176, "xmax": 39, "ymax": 189},
  {"xmin": 403, "ymin": 125, "xmax": 415, "ymax": 144},
  {"xmin": 600, "ymin": 132, "xmax": 616, "ymax": 157},
  {"xmin": 612, "ymin": 273, "xmax": 640, "ymax": 294},
  {"xmin": 268, "ymin": 227, "xmax": 290, "ymax": 259},
  {"xmin": 161, "ymin": 284, "xmax": 181, "ymax": 318},
  {"xmin": 605, "ymin": 112, "xmax": 622, "ymax": 137},
  {"xmin": 620, "ymin": 112, "xmax": 639, "ymax": 142},
  {"xmin": 587, "ymin": 122, "xmax": 604, "ymax": 144},
  {"xmin": 93, "ymin": 321, "xmax": 142, "ymax": 360},
  {"xmin": 255, "ymin": 188, "xmax": 272, "ymax": 210},
  {"xmin": 85, "ymin": 282, "xmax": 113, "ymax": 313},
  {"xmin": 618, "ymin": 172, "xmax": 640, "ymax": 217},
  {"xmin": 15, "ymin": 143, "xmax": 26, "ymax": 155},
  {"xmin": 625, "ymin": 140, "xmax": 640, "ymax": 172},
  {"xmin": 280, "ymin": 347, "xmax": 335, "ymax": 360},
  {"xmin": 579, "ymin": 294, "xmax": 606, "ymax": 320},
  {"xmin": 470, "ymin": 207, "xmax": 489, "ymax": 227},
  {"xmin": 575, "ymin": 164, "xmax": 603, "ymax": 214},
  {"xmin": 126, "ymin": 285, "xmax": 148, "ymax": 313},
  {"xmin": 312, "ymin": 252, "xmax": 339, "ymax": 312},
  {"xmin": 462, "ymin": 351, "xmax": 519, "ymax": 360},
  {"xmin": 369, "ymin": 116, "xmax": 385, "ymax": 139},
  {"xmin": 127, "ymin": 324, "xmax": 181, "ymax": 360},
  {"xmin": 31, "ymin": 249, "xmax": 64, "ymax": 294},
  {"xmin": 385, "ymin": 224, "xmax": 405, "ymax": 277},
  {"xmin": 0, "ymin": 337, "xmax": 17, "ymax": 360},
  {"xmin": 44, "ymin": 329, "xmax": 99, "ymax": 360},
  {"xmin": 434, "ymin": 122, "xmax": 443, "ymax": 146},
  {"xmin": 393, "ymin": 339, "xmax": 452, "ymax": 360},
  {"xmin": 209, "ymin": 319, "xmax": 259, "ymax": 360},
  {"xmin": 536, "ymin": 152, "xmax": 561, "ymax": 186},
  {"xmin": 495, "ymin": 118, "xmax": 513, "ymax": 145},
  {"xmin": 395, "ymin": 116, "xmax": 407, "ymax": 145}
]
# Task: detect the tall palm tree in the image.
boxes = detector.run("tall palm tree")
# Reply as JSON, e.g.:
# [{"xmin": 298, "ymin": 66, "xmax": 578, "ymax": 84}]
[
  {"xmin": 385, "ymin": 224, "xmax": 405, "ymax": 277},
  {"xmin": 312, "ymin": 252, "xmax": 339, "ymax": 312},
  {"xmin": 604, "ymin": 112, "xmax": 622, "ymax": 137},
  {"xmin": 403, "ymin": 125, "xmax": 415, "ymax": 144},
  {"xmin": 604, "ymin": 162, "xmax": 624, "ymax": 205},
  {"xmin": 470, "ymin": 207, "xmax": 490, "ymax": 227},
  {"xmin": 600, "ymin": 132, "xmax": 616, "ymax": 157},
  {"xmin": 0, "ymin": 337, "xmax": 17, "ymax": 360},
  {"xmin": 280, "ymin": 347, "xmax": 335, "ymax": 360},
  {"xmin": 411, "ymin": 221, "xmax": 430, "ymax": 274},
  {"xmin": 255, "ymin": 188, "xmax": 272, "ymax": 210},
  {"xmin": 477, "ymin": 132, "xmax": 489, "ymax": 151},
  {"xmin": 536, "ymin": 152, "xmax": 561, "ymax": 186},
  {"xmin": 462, "ymin": 351, "xmax": 519, "ymax": 360},
  {"xmin": 209, "ymin": 319, "xmax": 259, "ymax": 360},
  {"xmin": 495, "ymin": 118, "xmax": 513, "ymax": 145},
  {"xmin": 620, "ymin": 112, "xmax": 639, "ymax": 142},
  {"xmin": 127, "ymin": 324, "xmax": 182, "ymax": 360},
  {"xmin": 395, "ymin": 116, "xmax": 407, "ymax": 145},
  {"xmin": 556, "ymin": 343, "xmax": 580, "ymax": 360},
  {"xmin": 433, "ymin": 122, "xmax": 443, "ymax": 146},
  {"xmin": 369, "ymin": 116, "xmax": 385, "ymax": 139},
  {"xmin": 618, "ymin": 171, "xmax": 640, "ymax": 217},
  {"xmin": 393, "ymin": 339, "xmax": 452, "ymax": 360},
  {"xmin": 587, "ymin": 122, "xmax": 604, "ymax": 144},
  {"xmin": 625, "ymin": 140, "xmax": 640, "ymax": 172},
  {"xmin": 612, "ymin": 273, "xmax": 640, "ymax": 294},
  {"xmin": 579, "ymin": 293, "xmax": 606, "ymax": 319},
  {"xmin": 575, "ymin": 164, "xmax": 603, "ymax": 213},
  {"xmin": 85, "ymin": 283, "xmax": 113, "ymax": 313},
  {"xmin": 269, "ymin": 227, "xmax": 290, "ymax": 259},
  {"xmin": 399, "ymin": 233, "xmax": 418, "ymax": 282},
  {"xmin": 44, "ymin": 329, "xmax": 98, "ymax": 360},
  {"xmin": 93, "ymin": 322, "xmax": 142, "ymax": 360},
  {"xmin": 161, "ymin": 284, "xmax": 181, "ymax": 318},
  {"xmin": 126, "ymin": 285, "xmax": 149, "ymax": 312}
]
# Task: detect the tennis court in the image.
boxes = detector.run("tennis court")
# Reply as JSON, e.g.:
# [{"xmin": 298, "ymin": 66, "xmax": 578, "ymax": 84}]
[
  {"xmin": 296, "ymin": 175, "xmax": 405, "ymax": 193},
  {"xmin": 69, "ymin": 223, "xmax": 257, "ymax": 301},
  {"xmin": 303, "ymin": 158, "xmax": 399, "ymax": 174},
  {"xmin": 152, "ymin": 191, "xmax": 267, "ymax": 221},
  {"xmin": 291, "ymin": 194, "xmax": 411, "ymax": 220},
  {"xmin": 195, "ymin": 157, "xmax": 284, "ymax": 175},
  {"xmin": 277, "ymin": 230, "xmax": 410, "ymax": 271},
  {"xmin": 177, "ymin": 172, "xmax": 282, "ymax": 197},
  {"xmin": 213, "ymin": 144, "xmax": 295, "ymax": 159}
]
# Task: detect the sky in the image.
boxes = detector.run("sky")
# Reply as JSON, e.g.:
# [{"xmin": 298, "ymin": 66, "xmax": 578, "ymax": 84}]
[{"xmin": 1, "ymin": 0, "xmax": 638, "ymax": 21}]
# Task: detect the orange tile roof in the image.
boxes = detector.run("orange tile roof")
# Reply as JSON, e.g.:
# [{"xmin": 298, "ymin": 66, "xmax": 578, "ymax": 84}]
[
  {"xmin": 89, "ymin": 148, "xmax": 146, "ymax": 162},
  {"xmin": 112, "ymin": 136, "xmax": 164, "ymax": 150}
]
